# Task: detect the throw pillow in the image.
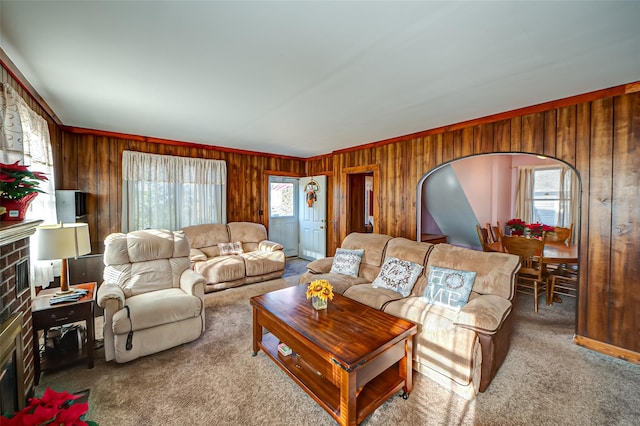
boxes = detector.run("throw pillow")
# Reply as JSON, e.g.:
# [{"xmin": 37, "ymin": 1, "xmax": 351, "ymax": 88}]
[
  {"xmin": 218, "ymin": 242, "xmax": 243, "ymax": 255},
  {"xmin": 218, "ymin": 242, "xmax": 234, "ymax": 255},
  {"xmin": 371, "ymin": 256, "xmax": 423, "ymax": 297},
  {"xmin": 329, "ymin": 248, "xmax": 364, "ymax": 277},
  {"xmin": 231, "ymin": 241, "xmax": 244, "ymax": 254},
  {"xmin": 422, "ymin": 266, "xmax": 476, "ymax": 311}
]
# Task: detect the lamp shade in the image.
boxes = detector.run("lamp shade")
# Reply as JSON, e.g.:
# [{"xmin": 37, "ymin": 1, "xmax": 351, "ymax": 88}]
[{"xmin": 35, "ymin": 223, "xmax": 91, "ymax": 260}]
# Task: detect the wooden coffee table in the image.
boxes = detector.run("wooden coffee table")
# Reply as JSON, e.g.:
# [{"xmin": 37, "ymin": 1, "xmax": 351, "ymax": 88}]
[{"xmin": 250, "ymin": 284, "xmax": 417, "ymax": 426}]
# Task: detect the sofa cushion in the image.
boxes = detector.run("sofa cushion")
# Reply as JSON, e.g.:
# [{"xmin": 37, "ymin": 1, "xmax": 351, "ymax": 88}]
[
  {"xmin": 228, "ymin": 222, "xmax": 268, "ymax": 244},
  {"xmin": 242, "ymin": 251, "xmax": 285, "ymax": 276},
  {"xmin": 343, "ymin": 284, "xmax": 405, "ymax": 310},
  {"xmin": 454, "ymin": 295, "xmax": 512, "ymax": 334},
  {"xmin": 112, "ymin": 288, "xmax": 202, "ymax": 334},
  {"xmin": 330, "ymin": 248, "xmax": 364, "ymax": 277},
  {"xmin": 426, "ymin": 244, "xmax": 519, "ymax": 300},
  {"xmin": 341, "ymin": 233, "xmax": 392, "ymax": 268},
  {"xmin": 181, "ymin": 224, "xmax": 230, "ymax": 250},
  {"xmin": 192, "ymin": 255, "xmax": 246, "ymax": 283},
  {"xmin": 423, "ymin": 266, "xmax": 476, "ymax": 311},
  {"xmin": 372, "ymin": 256, "xmax": 423, "ymax": 297}
]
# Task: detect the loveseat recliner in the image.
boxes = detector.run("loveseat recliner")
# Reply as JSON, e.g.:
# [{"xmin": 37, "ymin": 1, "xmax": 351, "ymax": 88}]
[
  {"xmin": 98, "ymin": 229, "xmax": 206, "ymax": 363},
  {"xmin": 182, "ymin": 222, "xmax": 285, "ymax": 292},
  {"xmin": 300, "ymin": 232, "xmax": 520, "ymax": 400}
]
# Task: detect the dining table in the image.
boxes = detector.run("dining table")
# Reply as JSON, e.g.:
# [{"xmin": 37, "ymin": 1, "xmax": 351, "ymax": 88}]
[{"xmin": 487, "ymin": 240, "xmax": 579, "ymax": 264}]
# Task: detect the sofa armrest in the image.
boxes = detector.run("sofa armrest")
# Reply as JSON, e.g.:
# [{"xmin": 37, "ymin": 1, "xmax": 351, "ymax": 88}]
[
  {"xmin": 453, "ymin": 295, "xmax": 512, "ymax": 334},
  {"xmin": 97, "ymin": 282, "xmax": 125, "ymax": 310},
  {"xmin": 258, "ymin": 240, "xmax": 284, "ymax": 252},
  {"xmin": 306, "ymin": 257, "xmax": 334, "ymax": 274},
  {"xmin": 180, "ymin": 269, "xmax": 206, "ymax": 298},
  {"xmin": 189, "ymin": 248, "xmax": 207, "ymax": 262}
]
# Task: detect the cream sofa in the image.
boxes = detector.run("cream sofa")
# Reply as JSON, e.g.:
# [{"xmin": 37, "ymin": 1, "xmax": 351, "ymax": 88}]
[
  {"xmin": 182, "ymin": 222, "xmax": 285, "ymax": 292},
  {"xmin": 98, "ymin": 229, "xmax": 206, "ymax": 363},
  {"xmin": 300, "ymin": 232, "xmax": 520, "ymax": 400}
]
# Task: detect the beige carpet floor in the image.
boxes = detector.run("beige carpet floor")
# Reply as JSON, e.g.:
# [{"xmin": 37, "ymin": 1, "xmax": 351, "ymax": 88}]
[{"xmin": 36, "ymin": 272, "xmax": 640, "ymax": 425}]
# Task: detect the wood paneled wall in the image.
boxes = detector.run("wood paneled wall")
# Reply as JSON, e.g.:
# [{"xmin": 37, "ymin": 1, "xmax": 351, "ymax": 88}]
[
  {"xmin": 322, "ymin": 91, "xmax": 640, "ymax": 357},
  {"xmin": 56, "ymin": 132, "xmax": 305, "ymax": 243}
]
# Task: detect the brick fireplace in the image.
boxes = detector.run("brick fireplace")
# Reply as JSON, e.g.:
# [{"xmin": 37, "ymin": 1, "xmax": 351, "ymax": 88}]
[{"xmin": 0, "ymin": 220, "xmax": 42, "ymax": 410}]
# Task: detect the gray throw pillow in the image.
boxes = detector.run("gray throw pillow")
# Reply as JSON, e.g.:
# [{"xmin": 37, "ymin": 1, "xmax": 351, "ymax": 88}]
[
  {"xmin": 330, "ymin": 248, "xmax": 364, "ymax": 277},
  {"xmin": 372, "ymin": 256, "xmax": 423, "ymax": 297},
  {"xmin": 422, "ymin": 266, "xmax": 476, "ymax": 311}
]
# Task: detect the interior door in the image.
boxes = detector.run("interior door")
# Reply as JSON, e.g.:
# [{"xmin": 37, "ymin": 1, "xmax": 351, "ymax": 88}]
[
  {"xmin": 299, "ymin": 175, "xmax": 327, "ymax": 260},
  {"xmin": 268, "ymin": 176, "xmax": 299, "ymax": 257}
]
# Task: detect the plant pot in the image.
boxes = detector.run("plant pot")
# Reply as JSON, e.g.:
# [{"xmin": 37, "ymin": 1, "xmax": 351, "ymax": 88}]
[
  {"xmin": 311, "ymin": 296, "xmax": 327, "ymax": 311},
  {"xmin": 0, "ymin": 193, "xmax": 38, "ymax": 221}
]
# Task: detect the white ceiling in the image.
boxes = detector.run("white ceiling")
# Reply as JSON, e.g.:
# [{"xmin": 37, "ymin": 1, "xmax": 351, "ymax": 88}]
[{"xmin": 2, "ymin": 1, "xmax": 640, "ymax": 158}]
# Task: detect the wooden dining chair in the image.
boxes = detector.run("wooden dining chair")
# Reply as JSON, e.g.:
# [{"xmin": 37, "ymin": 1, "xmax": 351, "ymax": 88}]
[
  {"xmin": 486, "ymin": 223, "xmax": 496, "ymax": 243},
  {"xmin": 476, "ymin": 224, "xmax": 491, "ymax": 251},
  {"xmin": 547, "ymin": 223, "xmax": 573, "ymax": 244},
  {"xmin": 491, "ymin": 221, "xmax": 502, "ymax": 243},
  {"xmin": 547, "ymin": 265, "xmax": 578, "ymax": 305},
  {"xmin": 501, "ymin": 233, "xmax": 549, "ymax": 313}
]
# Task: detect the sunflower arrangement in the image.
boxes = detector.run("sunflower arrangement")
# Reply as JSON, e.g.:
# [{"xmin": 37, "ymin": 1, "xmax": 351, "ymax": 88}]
[{"xmin": 306, "ymin": 279, "xmax": 334, "ymax": 301}]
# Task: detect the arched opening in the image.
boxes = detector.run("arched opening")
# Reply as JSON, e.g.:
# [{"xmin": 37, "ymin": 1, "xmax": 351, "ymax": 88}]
[{"xmin": 416, "ymin": 152, "xmax": 581, "ymax": 320}]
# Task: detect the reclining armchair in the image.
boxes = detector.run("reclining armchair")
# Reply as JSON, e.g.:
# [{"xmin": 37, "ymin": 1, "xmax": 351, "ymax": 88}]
[{"xmin": 97, "ymin": 229, "xmax": 206, "ymax": 363}]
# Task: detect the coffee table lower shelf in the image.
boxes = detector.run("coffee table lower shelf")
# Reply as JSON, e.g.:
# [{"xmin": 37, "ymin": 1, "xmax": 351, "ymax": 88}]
[{"xmin": 259, "ymin": 332, "xmax": 405, "ymax": 425}]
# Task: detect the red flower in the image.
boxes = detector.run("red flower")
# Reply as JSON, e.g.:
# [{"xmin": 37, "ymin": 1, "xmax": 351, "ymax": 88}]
[
  {"xmin": 0, "ymin": 388, "xmax": 94, "ymax": 426},
  {"xmin": 0, "ymin": 161, "xmax": 48, "ymax": 200}
]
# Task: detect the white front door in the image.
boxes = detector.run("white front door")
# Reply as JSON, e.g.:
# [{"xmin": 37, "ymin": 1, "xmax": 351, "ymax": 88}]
[
  {"xmin": 268, "ymin": 176, "xmax": 299, "ymax": 257},
  {"xmin": 299, "ymin": 175, "xmax": 327, "ymax": 260}
]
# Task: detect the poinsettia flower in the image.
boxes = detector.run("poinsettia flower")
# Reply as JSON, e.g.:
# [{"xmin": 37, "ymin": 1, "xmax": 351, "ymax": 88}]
[{"xmin": 55, "ymin": 402, "xmax": 90, "ymax": 426}]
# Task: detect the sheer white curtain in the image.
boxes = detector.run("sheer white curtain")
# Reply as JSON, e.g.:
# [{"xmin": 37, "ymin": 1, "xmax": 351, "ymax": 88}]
[
  {"xmin": 122, "ymin": 151, "xmax": 226, "ymax": 232},
  {"xmin": 515, "ymin": 167, "xmax": 534, "ymax": 224},
  {"xmin": 558, "ymin": 167, "xmax": 579, "ymax": 242},
  {"xmin": 0, "ymin": 83, "xmax": 57, "ymax": 288}
]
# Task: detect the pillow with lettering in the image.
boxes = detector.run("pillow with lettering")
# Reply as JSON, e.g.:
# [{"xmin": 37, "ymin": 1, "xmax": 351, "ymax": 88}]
[
  {"xmin": 422, "ymin": 266, "xmax": 476, "ymax": 311},
  {"xmin": 218, "ymin": 241, "xmax": 243, "ymax": 255},
  {"xmin": 330, "ymin": 248, "xmax": 364, "ymax": 277},
  {"xmin": 372, "ymin": 256, "xmax": 423, "ymax": 297}
]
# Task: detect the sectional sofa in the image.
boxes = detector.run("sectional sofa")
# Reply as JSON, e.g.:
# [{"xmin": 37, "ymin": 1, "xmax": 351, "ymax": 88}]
[{"xmin": 299, "ymin": 232, "xmax": 520, "ymax": 400}]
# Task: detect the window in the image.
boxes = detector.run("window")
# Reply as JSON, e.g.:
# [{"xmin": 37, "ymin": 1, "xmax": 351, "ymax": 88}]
[
  {"xmin": 121, "ymin": 151, "xmax": 227, "ymax": 232},
  {"xmin": 530, "ymin": 167, "xmax": 575, "ymax": 227},
  {"xmin": 270, "ymin": 182, "xmax": 294, "ymax": 217}
]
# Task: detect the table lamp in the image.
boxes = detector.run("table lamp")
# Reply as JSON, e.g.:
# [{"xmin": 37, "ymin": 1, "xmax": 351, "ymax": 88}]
[{"xmin": 35, "ymin": 223, "xmax": 91, "ymax": 295}]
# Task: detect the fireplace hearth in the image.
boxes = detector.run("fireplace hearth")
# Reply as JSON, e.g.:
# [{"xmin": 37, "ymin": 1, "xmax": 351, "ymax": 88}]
[
  {"xmin": 0, "ymin": 313, "xmax": 25, "ymax": 413},
  {"xmin": 0, "ymin": 220, "xmax": 42, "ymax": 408}
]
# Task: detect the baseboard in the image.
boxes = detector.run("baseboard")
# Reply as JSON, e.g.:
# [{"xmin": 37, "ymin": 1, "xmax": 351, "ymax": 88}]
[{"xmin": 573, "ymin": 334, "xmax": 640, "ymax": 364}]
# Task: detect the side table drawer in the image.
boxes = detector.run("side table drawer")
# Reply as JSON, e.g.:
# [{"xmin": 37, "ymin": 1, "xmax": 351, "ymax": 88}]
[{"xmin": 33, "ymin": 306, "xmax": 88, "ymax": 327}]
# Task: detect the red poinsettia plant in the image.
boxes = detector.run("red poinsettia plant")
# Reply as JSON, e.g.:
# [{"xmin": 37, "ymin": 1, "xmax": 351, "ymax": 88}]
[
  {"xmin": 0, "ymin": 161, "xmax": 48, "ymax": 200},
  {"xmin": 506, "ymin": 218, "xmax": 554, "ymax": 239},
  {"xmin": 0, "ymin": 388, "xmax": 97, "ymax": 426},
  {"xmin": 505, "ymin": 218, "xmax": 527, "ymax": 236},
  {"xmin": 525, "ymin": 222, "xmax": 555, "ymax": 238}
]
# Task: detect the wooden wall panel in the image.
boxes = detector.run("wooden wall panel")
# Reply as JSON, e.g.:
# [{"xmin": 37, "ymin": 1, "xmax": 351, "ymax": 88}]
[
  {"xmin": 611, "ymin": 95, "xmax": 640, "ymax": 349},
  {"xmin": 587, "ymin": 98, "xmax": 614, "ymax": 342},
  {"xmin": 575, "ymin": 102, "xmax": 592, "ymax": 335}
]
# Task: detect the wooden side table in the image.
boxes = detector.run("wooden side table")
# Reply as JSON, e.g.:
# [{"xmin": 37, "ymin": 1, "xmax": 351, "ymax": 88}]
[{"xmin": 31, "ymin": 282, "xmax": 97, "ymax": 385}]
